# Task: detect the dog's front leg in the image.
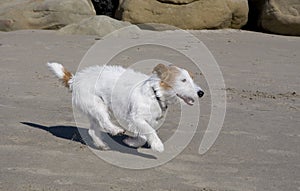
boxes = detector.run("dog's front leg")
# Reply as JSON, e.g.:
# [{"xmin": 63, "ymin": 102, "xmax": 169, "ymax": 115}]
[{"xmin": 133, "ymin": 118, "xmax": 164, "ymax": 152}]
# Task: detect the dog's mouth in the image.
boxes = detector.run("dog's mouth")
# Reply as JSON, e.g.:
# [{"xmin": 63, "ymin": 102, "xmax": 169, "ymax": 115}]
[{"xmin": 176, "ymin": 94, "xmax": 195, "ymax": 106}]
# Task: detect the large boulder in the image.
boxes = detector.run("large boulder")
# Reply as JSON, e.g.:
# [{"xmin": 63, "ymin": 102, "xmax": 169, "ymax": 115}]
[
  {"xmin": 0, "ymin": 0, "xmax": 95, "ymax": 31},
  {"xmin": 59, "ymin": 15, "xmax": 140, "ymax": 36},
  {"xmin": 117, "ymin": 0, "xmax": 248, "ymax": 29},
  {"xmin": 260, "ymin": 0, "xmax": 300, "ymax": 36}
]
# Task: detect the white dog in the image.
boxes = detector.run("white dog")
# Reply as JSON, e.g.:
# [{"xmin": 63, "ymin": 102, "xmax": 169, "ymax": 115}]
[{"xmin": 48, "ymin": 63, "xmax": 204, "ymax": 152}]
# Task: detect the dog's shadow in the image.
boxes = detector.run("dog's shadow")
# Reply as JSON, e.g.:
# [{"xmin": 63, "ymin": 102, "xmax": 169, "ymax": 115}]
[{"xmin": 21, "ymin": 122, "xmax": 155, "ymax": 159}]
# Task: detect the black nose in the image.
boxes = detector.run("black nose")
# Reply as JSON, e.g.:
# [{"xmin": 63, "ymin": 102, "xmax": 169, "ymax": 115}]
[{"xmin": 197, "ymin": 90, "xmax": 204, "ymax": 98}]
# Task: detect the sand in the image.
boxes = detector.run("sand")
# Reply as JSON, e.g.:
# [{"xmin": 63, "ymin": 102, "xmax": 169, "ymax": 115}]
[{"xmin": 0, "ymin": 29, "xmax": 299, "ymax": 191}]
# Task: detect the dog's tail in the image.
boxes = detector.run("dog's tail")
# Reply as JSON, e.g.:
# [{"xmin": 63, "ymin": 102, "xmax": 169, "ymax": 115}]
[{"xmin": 47, "ymin": 62, "xmax": 73, "ymax": 89}]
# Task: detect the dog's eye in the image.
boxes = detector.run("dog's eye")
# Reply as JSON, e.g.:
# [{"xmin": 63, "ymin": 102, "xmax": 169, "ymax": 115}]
[{"xmin": 181, "ymin": 79, "xmax": 187, "ymax": 82}]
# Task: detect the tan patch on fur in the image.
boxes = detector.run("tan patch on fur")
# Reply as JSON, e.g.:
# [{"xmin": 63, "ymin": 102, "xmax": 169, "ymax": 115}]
[
  {"xmin": 153, "ymin": 64, "xmax": 168, "ymax": 79},
  {"xmin": 153, "ymin": 64, "xmax": 180, "ymax": 90},
  {"xmin": 187, "ymin": 70, "xmax": 194, "ymax": 79},
  {"xmin": 160, "ymin": 81, "xmax": 172, "ymax": 89},
  {"xmin": 62, "ymin": 69, "xmax": 72, "ymax": 88}
]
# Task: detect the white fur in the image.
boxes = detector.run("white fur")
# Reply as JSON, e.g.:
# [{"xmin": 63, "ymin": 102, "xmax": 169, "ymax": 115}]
[
  {"xmin": 47, "ymin": 62, "xmax": 65, "ymax": 79},
  {"xmin": 48, "ymin": 63, "xmax": 203, "ymax": 152}
]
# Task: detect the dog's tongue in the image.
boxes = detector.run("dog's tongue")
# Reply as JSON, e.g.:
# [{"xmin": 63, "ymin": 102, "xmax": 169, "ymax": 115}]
[
  {"xmin": 177, "ymin": 94, "xmax": 194, "ymax": 106},
  {"xmin": 184, "ymin": 97, "xmax": 195, "ymax": 106}
]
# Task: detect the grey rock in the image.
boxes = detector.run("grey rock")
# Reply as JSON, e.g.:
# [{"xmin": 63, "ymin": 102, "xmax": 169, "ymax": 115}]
[
  {"xmin": 117, "ymin": 0, "xmax": 248, "ymax": 30},
  {"xmin": 260, "ymin": 0, "xmax": 300, "ymax": 36},
  {"xmin": 0, "ymin": 0, "xmax": 95, "ymax": 31},
  {"xmin": 59, "ymin": 15, "xmax": 140, "ymax": 37}
]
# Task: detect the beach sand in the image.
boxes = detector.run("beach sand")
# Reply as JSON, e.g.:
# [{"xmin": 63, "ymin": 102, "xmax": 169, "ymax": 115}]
[{"xmin": 0, "ymin": 29, "xmax": 299, "ymax": 191}]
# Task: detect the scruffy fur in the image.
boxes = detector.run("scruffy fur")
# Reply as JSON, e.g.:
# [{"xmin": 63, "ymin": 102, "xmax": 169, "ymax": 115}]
[{"xmin": 47, "ymin": 63, "xmax": 204, "ymax": 152}]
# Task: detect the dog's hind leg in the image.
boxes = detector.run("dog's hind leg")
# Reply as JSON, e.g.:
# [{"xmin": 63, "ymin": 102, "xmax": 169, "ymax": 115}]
[
  {"xmin": 88, "ymin": 117, "xmax": 110, "ymax": 150},
  {"xmin": 88, "ymin": 129, "xmax": 110, "ymax": 150},
  {"xmin": 90, "ymin": 96, "xmax": 125, "ymax": 136}
]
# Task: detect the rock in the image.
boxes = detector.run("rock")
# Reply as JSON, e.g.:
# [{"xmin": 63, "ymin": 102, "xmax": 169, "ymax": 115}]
[
  {"xmin": 0, "ymin": 0, "xmax": 95, "ymax": 31},
  {"xmin": 59, "ymin": 15, "xmax": 139, "ymax": 37},
  {"xmin": 260, "ymin": 0, "xmax": 300, "ymax": 36},
  {"xmin": 117, "ymin": 0, "xmax": 248, "ymax": 30}
]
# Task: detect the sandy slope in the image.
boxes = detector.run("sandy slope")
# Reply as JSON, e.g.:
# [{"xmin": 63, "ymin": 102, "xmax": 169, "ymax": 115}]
[{"xmin": 0, "ymin": 29, "xmax": 299, "ymax": 191}]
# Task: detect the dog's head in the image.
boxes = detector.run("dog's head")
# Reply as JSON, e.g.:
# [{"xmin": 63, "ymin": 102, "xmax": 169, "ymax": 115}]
[{"xmin": 153, "ymin": 64, "xmax": 204, "ymax": 106}]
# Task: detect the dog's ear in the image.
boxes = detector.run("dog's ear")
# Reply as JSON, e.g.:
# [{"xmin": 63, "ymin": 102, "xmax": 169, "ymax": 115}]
[
  {"xmin": 187, "ymin": 70, "xmax": 194, "ymax": 79},
  {"xmin": 153, "ymin": 64, "xmax": 169, "ymax": 79}
]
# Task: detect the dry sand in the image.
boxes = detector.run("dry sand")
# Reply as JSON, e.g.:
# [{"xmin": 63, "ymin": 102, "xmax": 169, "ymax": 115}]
[{"xmin": 0, "ymin": 29, "xmax": 299, "ymax": 191}]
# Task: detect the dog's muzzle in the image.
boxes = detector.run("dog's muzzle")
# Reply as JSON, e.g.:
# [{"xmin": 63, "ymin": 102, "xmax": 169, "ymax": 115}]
[
  {"xmin": 197, "ymin": 90, "xmax": 204, "ymax": 98},
  {"xmin": 176, "ymin": 94, "xmax": 195, "ymax": 106}
]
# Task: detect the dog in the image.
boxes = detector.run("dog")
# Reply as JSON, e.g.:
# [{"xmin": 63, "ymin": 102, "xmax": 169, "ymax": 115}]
[{"xmin": 47, "ymin": 63, "xmax": 204, "ymax": 152}]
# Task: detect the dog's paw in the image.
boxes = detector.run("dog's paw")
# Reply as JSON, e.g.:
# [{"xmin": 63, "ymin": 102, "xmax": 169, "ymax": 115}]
[
  {"xmin": 150, "ymin": 140, "xmax": 164, "ymax": 152},
  {"xmin": 88, "ymin": 129, "xmax": 110, "ymax": 150},
  {"xmin": 123, "ymin": 137, "xmax": 146, "ymax": 148},
  {"xmin": 123, "ymin": 137, "xmax": 139, "ymax": 147},
  {"xmin": 98, "ymin": 144, "xmax": 110, "ymax": 151},
  {"xmin": 92, "ymin": 140, "xmax": 110, "ymax": 151},
  {"xmin": 93, "ymin": 140, "xmax": 110, "ymax": 150},
  {"xmin": 110, "ymin": 127, "xmax": 125, "ymax": 136}
]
